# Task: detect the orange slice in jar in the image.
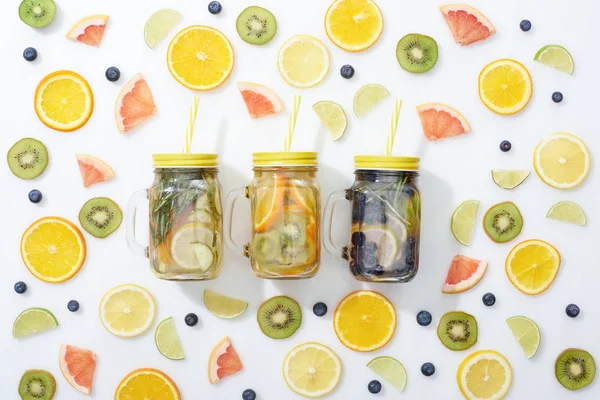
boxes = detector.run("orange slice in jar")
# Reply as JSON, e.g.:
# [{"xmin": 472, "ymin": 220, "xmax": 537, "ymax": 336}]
[
  {"xmin": 254, "ymin": 175, "xmax": 286, "ymax": 232},
  {"xmin": 287, "ymin": 183, "xmax": 317, "ymax": 213}
]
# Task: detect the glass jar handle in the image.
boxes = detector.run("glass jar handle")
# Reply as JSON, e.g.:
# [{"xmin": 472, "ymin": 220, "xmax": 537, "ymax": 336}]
[
  {"xmin": 323, "ymin": 189, "xmax": 350, "ymax": 258},
  {"xmin": 224, "ymin": 187, "xmax": 249, "ymax": 255},
  {"xmin": 126, "ymin": 189, "xmax": 149, "ymax": 258}
]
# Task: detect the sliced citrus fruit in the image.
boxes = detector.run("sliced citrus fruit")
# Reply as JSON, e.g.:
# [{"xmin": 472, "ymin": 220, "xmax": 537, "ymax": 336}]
[
  {"xmin": 66, "ymin": 15, "xmax": 109, "ymax": 47},
  {"xmin": 417, "ymin": 103, "xmax": 471, "ymax": 142},
  {"xmin": 313, "ymin": 101, "xmax": 347, "ymax": 140},
  {"xmin": 169, "ymin": 223, "xmax": 215, "ymax": 270},
  {"xmin": 254, "ymin": 175, "xmax": 286, "ymax": 231},
  {"xmin": 442, "ymin": 255, "xmax": 487, "ymax": 294},
  {"xmin": 283, "ymin": 342, "xmax": 342, "ymax": 398},
  {"xmin": 115, "ymin": 73, "xmax": 156, "ymax": 133},
  {"xmin": 144, "ymin": 9, "xmax": 182, "ymax": 49},
  {"xmin": 356, "ymin": 226, "xmax": 401, "ymax": 268},
  {"xmin": 21, "ymin": 216, "xmax": 86, "ymax": 283},
  {"xmin": 440, "ymin": 4, "xmax": 495, "ymax": 46},
  {"xmin": 353, "ymin": 83, "xmax": 389, "ymax": 117},
  {"xmin": 99, "ymin": 284, "xmax": 156, "ymax": 338},
  {"xmin": 506, "ymin": 316, "xmax": 540, "ymax": 359},
  {"xmin": 534, "ymin": 44, "xmax": 574, "ymax": 75},
  {"xmin": 238, "ymin": 82, "xmax": 283, "ymax": 119},
  {"xmin": 491, "ymin": 170, "xmax": 530, "ymax": 190},
  {"xmin": 59, "ymin": 344, "xmax": 97, "ymax": 394},
  {"xmin": 547, "ymin": 201, "xmax": 586, "ymax": 226},
  {"xmin": 533, "ymin": 132, "xmax": 591, "ymax": 189},
  {"xmin": 287, "ymin": 183, "xmax": 318, "ymax": 215},
  {"xmin": 13, "ymin": 308, "xmax": 58, "ymax": 338},
  {"xmin": 167, "ymin": 25, "xmax": 234, "ymax": 90},
  {"xmin": 478, "ymin": 59, "xmax": 532, "ymax": 115},
  {"xmin": 34, "ymin": 70, "xmax": 94, "ymax": 132},
  {"xmin": 208, "ymin": 337, "xmax": 243, "ymax": 384},
  {"xmin": 115, "ymin": 368, "xmax": 180, "ymax": 400},
  {"xmin": 367, "ymin": 356, "xmax": 407, "ymax": 392},
  {"xmin": 204, "ymin": 290, "xmax": 248, "ymax": 319},
  {"xmin": 155, "ymin": 317, "xmax": 185, "ymax": 360},
  {"xmin": 76, "ymin": 154, "xmax": 114, "ymax": 188},
  {"xmin": 457, "ymin": 350, "xmax": 512, "ymax": 400},
  {"xmin": 451, "ymin": 200, "xmax": 480, "ymax": 246},
  {"xmin": 506, "ymin": 239, "xmax": 561, "ymax": 295},
  {"xmin": 334, "ymin": 290, "xmax": 396, "ymax": 352},
  {"xmin": 324, "ymin": 0, "xmax": 383, "ymax": 52},
  {"xmin": 277, "ymin": 35, "xmax": 330, "ymax": 88}
]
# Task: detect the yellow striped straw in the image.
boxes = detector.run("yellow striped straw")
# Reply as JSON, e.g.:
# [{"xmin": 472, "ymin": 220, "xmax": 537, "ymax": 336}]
[
  {"xmin": 385, "ymin": 99, "xmax": 403, "ymax": 156},
  {"xmin": 284, "ymin": 94, "xmax": 302, "ymax": 152},
  {"xmin": 184, "ymin": 96, "xmax": 199, "ymax": 153}
]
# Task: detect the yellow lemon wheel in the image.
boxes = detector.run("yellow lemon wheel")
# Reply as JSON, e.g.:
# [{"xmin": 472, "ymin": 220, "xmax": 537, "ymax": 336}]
[
  {"xmin": 533, "ymin": 132, "xmax": 591, "ymax": 189},
  {"xmin": 478, "ymin": 59, "xmax": 532, "ymax": 115},
  {"xmin": 505, "ymin": 239, "xmax": 561, "ymax": 295},
  {"xmin": 457, "ymin": 350, "xmax": 512, "ymax": 400},
  {"xmin": 99, "ymin": 284, "xmax": 156, "ymax": 338},
  {"xmin": 325, "ymin": 0, "xmax": 384, "ymax": 52}
]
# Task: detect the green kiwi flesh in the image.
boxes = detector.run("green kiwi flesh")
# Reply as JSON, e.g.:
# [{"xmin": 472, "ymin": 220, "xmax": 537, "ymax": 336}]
[
  {"xmin": 7, "ymin": 138, "xmax": 48, "ymax": 180},
  {"xmin": 555, "ymin": 348, "xmax": 596, "ymax": 391},
  {"xmin": 19, "ymin": 370, "xmax": 56, "ymax": 400},
  {"xmin": 78, "ymin": 197, "xmax": 123, "ymax": 238},
  {"xmin": 252, "ymin": 231, "xmax": 281, "ymax": 264},
  {"xmin": 396, "ymin": 33, "xmax": 439, "ymax": 73},
  {"xmin": 236, "ymin": 6, "xmax": 277, "ymax": 45},
  {"xmin": 483, "ymin": 201, "xmax": 523, "ymax": 243},
  {"xmin": 257, "ymin": 296, "xmax": 302, "ymax": 339},
  {"xmin": 19, "ymin": 0, "xmax": 56, "ymax": 28},
  {"xmin": 437, "ymin": 311, "xmax": 478, "ymax": 351}
]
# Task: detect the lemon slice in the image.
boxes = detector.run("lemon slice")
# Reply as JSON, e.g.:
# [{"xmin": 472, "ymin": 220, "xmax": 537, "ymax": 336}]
[
  {"xmin": 506, "ymin": 239, "xmax": 561, "ymax": 295},
  {"xmin": 506, "ymin": 316, "xmax": 541, "ymax": 359},
  {"xmin": 13, "ymin": 308, "xmax": 58, "ymax": 338},
  {"xmin": 155, "ymin": 317, "xmax": 185, "ymax": 360},
  {"xmin": 170, "ymin": 223, "xmax": 215, "ymax": 270},
  {"xmin": 478, "ymin": 59, "xmax": 532, "ymax": 115},
  {"xmin": 491, "ymin": 170, "xmax": 531, "ymax": 190},
  {"xmin": 325, "ymin": 0, "xmax": 383, "ymax": 52},
  {"xmin": 457, "ymin": 350, "xmax": 512, "ymax": 400},
  {"xmin": 451, "ymin": 200, "xmax": 480, "ymax": 246},
  {"xmin": 277, "ymin": 35, "xmax": 330, "ymax": 88},
  {"xmin": 534, "ymin": 44, "xmax": 574, "ymax": 75},
  {"xmin": 367, "ymin": 356, "xmax": 407, "ymax": 392},
  {"xmin": 283, "ymin": 342, "xmax": 342, "ymax": 398},
  {"xmin": 99, "ymin": 284, "xmax": 156, "ymax": 338},
  {"xmin": 353, "ymin": 84, "xmax": 389, "ymax": 117},
  {"xmin": 533, "ymin": 132, "xmax": 591, "ymax": 189},
  {"xmin": 203, "ymin": 290, "xmax": 248, "ymax": 319},
  {"xmin": 144, "ymin": 9, "xmax": 182, "ymax": 49},
  {"xmin": 312, "ymin": 101, "xmax": 347, "ymax": 140},
  {"xmin": 547, "ymin": 201, "xmax": 586, "ymax": 226}
]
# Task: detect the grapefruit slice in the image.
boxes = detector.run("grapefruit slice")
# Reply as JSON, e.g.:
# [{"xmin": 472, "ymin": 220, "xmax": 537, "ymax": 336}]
[
  {"xmin": 115, "ymin": 73, "xmax": 157, "ymax": 133},
  {"xmin": 76, "ymin": 154, "xmax": 115, "ymax": 188},
  {"xmin": 238, "ymin": 82, "xmax": 283, "ymax": 119},
  {"xmin": 208, "ymin": 337, "xmax": 243, "ymax": 384},
  {"xmin": 59, "ymin": 344, "xmax": 97, "ymax": 394},
  {"xmin": 416, "ymin": 103, "xmax": 471, "ymax": 142},
  {"xmin": 442, "ymin": 255, "xmax": 487, "ymax": 294},
  {"xmin": 66, "ymin": 15, "xmax": 109, "ymax": 47},
  {"xmin": 440, "ymin": 5, "xmax": 495, "ymax": 46}
]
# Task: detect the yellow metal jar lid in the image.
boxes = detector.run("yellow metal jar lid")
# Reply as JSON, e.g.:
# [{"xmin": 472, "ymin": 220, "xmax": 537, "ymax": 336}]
[
  {"xmin": 253, "ymin": 152, "xmax": 318, "ymax": 166},
  {"xmin": 354, "ymin": 155, "xmax": 420, "ymax": 170},
  {"xmin": 152, "ymin": 153, "xmax": 218, "ymax": 167}
]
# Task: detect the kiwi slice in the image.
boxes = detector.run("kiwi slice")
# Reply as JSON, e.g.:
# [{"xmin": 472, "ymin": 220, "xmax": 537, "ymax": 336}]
[
  {"xmin": 257, "ymin": 296, "xmax": 302, "ymax": 339},
  {"xmin": 437, "ymin": 311, "xmax": 478, "ymax": 351},
  {"xmin": 19, "ymin": 0, "xmax": 56, "ymax": 28},
  {"xmin": 555, "ymin": 348, "xmax": 596, "ymax": 391},
  {"xmin": 278, "ymin": 211, "xmax": 307, "ymax": 246},
  {"xmin": 236, "ymin": 6, "xmax": 277, "ymax": 45},
  {"xmin": 78, "ymin": 197, "xmax": 123, "ymax": 238},
  {"xmin": 7, "ymin": 138, "xmax": 48, "ymax": 180},
  {"xmin": 483, "ymin": 201, "xmax": 523, "ymax": 243},
  {"xmin": 252, "ymin": 231, "xmax": 281, "ymax": 264},
  {"xmin": 19, "ymin": 370, "xmax": 56, "ymax": 400},
  {"xmin": 396, "ymin": 33, "xmax": 439, "ymax": 73}
]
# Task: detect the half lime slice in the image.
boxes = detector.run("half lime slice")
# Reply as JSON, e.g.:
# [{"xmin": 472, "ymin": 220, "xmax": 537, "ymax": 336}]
[
  {"xmin": 506, "ymin": 316, "xmax": 541, "ymax": 359},
  {"xmin": 353, "ymin": 84, "xmax": 389, "ymax": 117},
  {"xmin": 204, "ymin": 290, "xmax": 248, "ymax": 319},
  {"xmin": 312, "ymin": 101, "xmax": 347, "ymax": 140},
  {"xmin": 451, "ymin": 200, "xmax": 480, "ymax": 246},
  {"xmin": 534, "ymin": 44, "xmax": 574, "ymax": 75},
  {"xmin": 367, "ymin": 356, "xmax": 407, "ymax": 392},
  {"xmin": 491, "ymin": 170, "xmax": 531, "ymax": 190},
  {"xmin": 13, "ymin": 308, "xmax": 58, "ymax": 338},
  {"xmin": 547, "ymin": 201, "xmax": 586, "ymax": 226},
  {"xmin": 155, "ymin": 317, "xmax": 185, "ymax": 360},
  {"xmin": 144, "ymin": 9, "xmax": 182, "ymax": 49}
]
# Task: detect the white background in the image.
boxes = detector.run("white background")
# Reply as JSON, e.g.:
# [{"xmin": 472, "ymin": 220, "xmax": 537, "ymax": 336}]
[{"xmin": 1, "ymin": 0, "xmax": 599, "ymax": 399}]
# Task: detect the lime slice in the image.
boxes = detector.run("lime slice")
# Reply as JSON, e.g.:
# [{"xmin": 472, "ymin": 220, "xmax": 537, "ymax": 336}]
[
  {"xmin": 367, "ymin": 356, "xmax": 407, "ymax": 392},
  {"xmin": 534, "ymin": 45, "xmax": 574, "ymax": 75},
  {"xmin": 204, "ymin": 290, "xmax": 248, "ymax": 319},
  {"xmin": 506, "ymin": 316, "xmax": 541, "ymax": 359},
  {"xmin": 312, "ymin": 101, "xmax": 347, "ymax": 141},
  {"xmin": 547, "ymin": 201, "xmax": 586, "ymax": 226},
  {"xmin": 353, "ymin": 84, "xmax": 389, "ymax": 117},
  {"xmin": 451, "ymin": 200, "xmax": 480, "ymax": 246},
  {"xmin": 154, "ymin": 317, "xmax": 185, "ymax": 360},
  {"xmin": 144, "ymin": 9, "xmax": 182, "ymax": 49},
  {"xmin": 13, "ymin": 308, "xmax": 58, "ymax": 338},
  {"xmin": 491, "ymin": 170, "xmax": 531, "ymax": 190}
]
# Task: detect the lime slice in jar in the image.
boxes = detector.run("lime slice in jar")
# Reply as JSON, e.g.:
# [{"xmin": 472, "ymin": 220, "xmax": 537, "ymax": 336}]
[{"xmin": 170, "ymin": 223, "xmax": 214, "ymax": 269}]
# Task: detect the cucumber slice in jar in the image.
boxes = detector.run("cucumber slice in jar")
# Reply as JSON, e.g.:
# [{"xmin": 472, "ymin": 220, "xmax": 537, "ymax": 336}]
[{"xmin": 191, "ymin": 242, "xmax": 214, "ymax": 272}]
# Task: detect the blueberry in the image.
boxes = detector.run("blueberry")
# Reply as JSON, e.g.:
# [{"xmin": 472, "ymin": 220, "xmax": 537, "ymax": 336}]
[
  {"xmin": 340, "ymin": 64, "xmax": 355, "ymax": 79},
  {"xmin": 520, "ymin": 19, "xmax": 532, "ymax": 32},
  {"xmin": 368, "ymin": 380, "xmax": 382, "ymax": 394},
  {"xmin": 500, "ymin": 140, "xmax": 512, "ymax": 152},
  {"xmin": 105, "ymin": 67, "xmax": 121, "ymax": 82},
  {"xmin": 552, "ymin": 91, "xmax": 563, "ymax": 103},
  {"xmin": 313, "ymin": 302, "xmax": 328, "ymax": 317},
  {"xmin": 28, "ymin": 189, "xmax": 42, "ymax": 204},
  {"xmin": 482, "ymin": 292, "xmax": 496, "ymax": 307},
  {"xmin": 242, "ymin": 389, "xmax": 256, "ymax": 400},
  {"xmin": 350, "ymin": 246, "xmax": 359, "ymax": 261},
  {"xmin": 416, "ymin": 311, "xmax": 432, "ymax": 326},
  {"xmin": 67, "ymin": 300, "xmax": 80, "ymax": 312},
  {"xmin": 208, "ymin": 1, "xmax": 222, "ymax": 14},
  {"xmin": 364, "ymin": 203, "xmax": 387, "ymax": 225},
  {"xmin": 14, "ymin": 281, "xmax": 27, "ymax": 294},
  {"xmin": 185, "ymin": 313, "xmax": 199, "ymax": 326},
  {"xmin": 351, "ymin": 231, "xmax": 366, "ymax": 246},
  {"xmin": 363, "ymin": 254, "xmax": 378, "ymax": 268},
  {"xmin": 23, "ymin": 47, "xmax": 38, "ymax": 62},
  {"xmin": 566, "ymin": 304, "xmax": 580, "ymax": 318},
  {"xmin": 364, "ymin": 241, "xmax": 378, "ymax": 254},
  {"xmin": 421, "ymin": 362, "xmax": 435, "ymax": 377}
]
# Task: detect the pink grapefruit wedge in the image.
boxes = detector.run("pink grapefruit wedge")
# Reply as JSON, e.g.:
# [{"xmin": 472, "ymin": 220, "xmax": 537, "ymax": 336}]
[
  {"xmin": 66, "ymin": 15, "xmax": 109, "ymax": 47},
  {"xmin": 416, "ymin": 103, "xmax": 471, "ymax": 142},
  {"xmin": 440, "ymin": 5, "xmax": 495, "ymax": 46},
  {"xmin": 115, "ymin": 73, "xmax": 157, "ymax": 133},
  {"xmin": 76, "ymin": 154, "xmax": 115, "ymax": 188},
  {"xmin": 208, "ymin": 337, "xmax": 243, "ymax": 384},
  {"xmin": 59, "ymin": 344, "xmax": 97, "ymax": 394},
  {"xmin": 442, "ymin": 255, "xmax": 487, "ymax": 294},
  {"xmin": 238, "ymin": 82, "xmax": 283, "ymax": 119}
]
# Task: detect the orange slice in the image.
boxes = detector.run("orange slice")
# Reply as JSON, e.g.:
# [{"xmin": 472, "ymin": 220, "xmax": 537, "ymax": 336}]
[
  {"xmin": 66, "ymin": 15, "xmax": 109, "ymax": 47},
  {"xmin": 208, "ymin": 337, "xmax": 243, "ymax": 384},
  {"xmin": 325, "ymin": 0, "xmax": 384, "ymax": 52},
  {"xmin": 440, "ymin": 4, "xmax": 495, "ymax": 46},
  {"xmin": 76, "ymin": 154, "xmax": 114, "ymax": 188},
  {"xmin": 506, "ymin": 239, "xmax": 561, "ymax": 295},
  {"xmin": 254, "ymin": 175, "xmax": 286, "ymax": 232},
  {"xmin": 59, "ymin": 344, "xmax": 97, "ymax": 394},
  {"xmin": 115, "ymin": 73, "xmax": 156, "ymax": 133},
  {"xmin": 416, "ymin": 103, "xmax": 471, "ymax": 141},
  {"xmin": 115, "ymin": 368, "xmax": 180, "ymax": 400},
  {"xmin": 478, "ymin": 59, "xmax": 533, "ymax": 115}
]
